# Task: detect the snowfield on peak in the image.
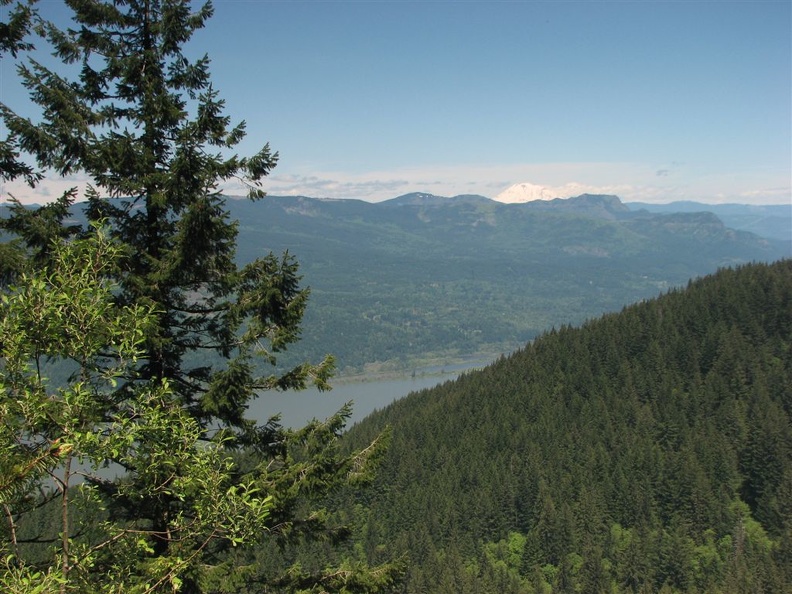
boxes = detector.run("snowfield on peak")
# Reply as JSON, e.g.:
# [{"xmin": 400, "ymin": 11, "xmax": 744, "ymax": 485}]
[{"xmin": 495, "ymin": 182, "xmax": 595, "ymax": 203}]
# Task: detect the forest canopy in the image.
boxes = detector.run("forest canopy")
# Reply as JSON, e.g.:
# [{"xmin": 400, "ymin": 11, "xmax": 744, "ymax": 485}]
[{"xmin": 341, "ymin": 260, "xmax": 792, "ymax": 593}]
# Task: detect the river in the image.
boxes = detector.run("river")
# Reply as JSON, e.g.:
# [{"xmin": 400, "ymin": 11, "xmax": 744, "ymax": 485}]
[{"xmin": 247, "ymin": 358, "xmax": 493, "ymax": 429}]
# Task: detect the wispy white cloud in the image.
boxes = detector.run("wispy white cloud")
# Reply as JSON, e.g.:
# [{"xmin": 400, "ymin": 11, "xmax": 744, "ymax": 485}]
[
  {"xmin": 223, "ymin": 173, "xmax": 413, "ymax": 200},
  {"xmin": 4, "ymin": 162, "xmax": 790, "ymax": 207},
  {"xmin": 249, "ymin": 162, "xmax": 791, "ymax": 206},
  {"xmin": 247, "ymin": 162, "xmax": 651, "ymax": 203},
  {"xmin": 1, "ymin": 173, "xmax": 96, "ymax": 205},
  {"xmin": 739, "ymin": 187, "xmax": 791, "ymax": 201}
]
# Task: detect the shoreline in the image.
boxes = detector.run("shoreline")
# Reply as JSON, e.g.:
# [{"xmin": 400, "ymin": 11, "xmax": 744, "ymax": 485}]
[{"xmin": 330, "ymin": 351, "xmax": 504, "ymax": 385}]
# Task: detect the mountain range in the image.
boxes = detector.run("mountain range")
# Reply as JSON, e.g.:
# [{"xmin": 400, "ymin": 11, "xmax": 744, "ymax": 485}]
[
  {"xmin": 224, "ymin": 192, "xmax": 789, "ymax": 373},
  {"xmin": 493, "ymin": 183, "xmax": 790, "ymax": 242},
  {"xmin": 625, "ymin": 201, "xmax": 791, "ymax": 241}
]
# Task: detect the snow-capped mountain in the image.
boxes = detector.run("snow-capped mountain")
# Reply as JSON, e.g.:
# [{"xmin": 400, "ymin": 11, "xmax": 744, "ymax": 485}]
[{"xmin": 495, "ymin": 182, "xmax": 592, "ymax": 203}]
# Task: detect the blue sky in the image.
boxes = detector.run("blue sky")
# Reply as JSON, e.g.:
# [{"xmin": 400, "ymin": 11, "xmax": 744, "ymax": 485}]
[{"xmin": 2, "ymin": 0, "xmax": 790, "ymax": 204}]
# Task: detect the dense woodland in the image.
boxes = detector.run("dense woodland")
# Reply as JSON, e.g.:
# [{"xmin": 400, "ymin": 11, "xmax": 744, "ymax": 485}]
[
  {"xmin": 6, "ymin": 254, "xmax": 791, "ymax": 593},
  {"xmin": 333, "ymin": 260, "xmax": 792, "ymax": 593}
]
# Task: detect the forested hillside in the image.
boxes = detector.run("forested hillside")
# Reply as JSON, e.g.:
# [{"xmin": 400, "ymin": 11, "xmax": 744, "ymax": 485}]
[{"xmin": 339, "ymin": 260, "xmax": 792, "ymax": 593}]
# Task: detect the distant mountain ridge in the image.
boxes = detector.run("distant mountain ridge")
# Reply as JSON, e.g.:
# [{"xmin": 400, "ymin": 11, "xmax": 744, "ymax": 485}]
[
  {"xmin": 385, "ymin": 191, "xmax": 629, "ymax": 214},
  {"xmin": 626, "ymin": 200, "xmax": 791, "ymax": 242},
  {"xmin": 380, "ymin": 192, "xmax": 492, "ymax": 207},
  {"xmin": 377, "ymin": 191, "xmax": 790, "ymax": 241},
  {"xmin": 367, "ymin": 191, "xmax": 789, "ymax": 241}
]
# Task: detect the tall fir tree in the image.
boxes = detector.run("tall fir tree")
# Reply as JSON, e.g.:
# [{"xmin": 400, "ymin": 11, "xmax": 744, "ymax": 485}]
[
  {"xmin": 1, "ymin": 1, "xmax": 397, "ymax": 590},
  {"xmin": 0, "ymin": 0, "xmax": 40, "ymax": 189}
]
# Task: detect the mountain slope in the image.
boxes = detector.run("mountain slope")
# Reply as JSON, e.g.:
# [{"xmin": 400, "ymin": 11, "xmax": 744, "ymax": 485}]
[
  {"xmin": 627, "ymin": 201, "xmax": 791, "ymax": 242},
  {"xmin": 342, "ymin": 260, "xmax": 792, "ymax": 593}
]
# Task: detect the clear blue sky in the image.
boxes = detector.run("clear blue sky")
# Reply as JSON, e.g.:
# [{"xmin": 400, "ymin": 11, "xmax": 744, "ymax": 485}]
[{"xmin": 2, "ymin": 0, "xmax": 790, "ymax": 204}]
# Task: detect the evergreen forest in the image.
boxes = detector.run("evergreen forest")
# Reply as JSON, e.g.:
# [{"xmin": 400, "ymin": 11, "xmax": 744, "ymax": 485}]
[{"xmin": 336, "ymin": 260, "xmax": 792, "ymax": 593}]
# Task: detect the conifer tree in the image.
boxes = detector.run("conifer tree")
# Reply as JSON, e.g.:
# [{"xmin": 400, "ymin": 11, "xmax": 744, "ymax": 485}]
[
  {"xmin": 0, "ymin": 0, "xmax": 39, "ymax": 191},
  {"xmin": 2, "ymin": 0, "xmax": 332, "ymax": 419},
  {"xmin": 1, "ymin": 0, "xmax": 396, "ymax": 590}
]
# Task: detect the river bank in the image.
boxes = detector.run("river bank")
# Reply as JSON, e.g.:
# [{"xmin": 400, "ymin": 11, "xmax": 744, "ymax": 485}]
[
  {"xmin": 251, "ymin": 353, "xmax": 500, "ymax": 429},
  {"xmin": 331, "ymin": 352, "xmax": 500, "ymax": 384}
]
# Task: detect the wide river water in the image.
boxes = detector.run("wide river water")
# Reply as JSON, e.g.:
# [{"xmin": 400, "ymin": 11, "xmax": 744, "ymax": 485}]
[{"xmin": 247, "ymin": 358, "xmax": 494, "ymax": 429}]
